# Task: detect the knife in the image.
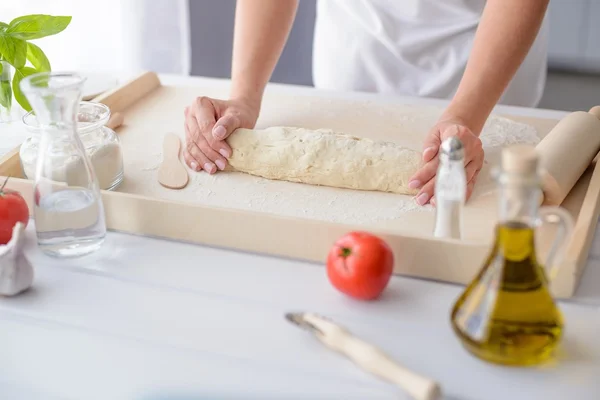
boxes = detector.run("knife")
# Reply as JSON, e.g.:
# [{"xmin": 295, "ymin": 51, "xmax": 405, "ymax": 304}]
[{"xmin": 285, "ymin": 312, "xmax": 443, "ymax": 400}]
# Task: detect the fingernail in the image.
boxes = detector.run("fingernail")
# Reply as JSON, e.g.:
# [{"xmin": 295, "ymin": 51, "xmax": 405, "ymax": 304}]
[
  {"xmin": 219, "ymin": 148, "xmax": 230, "ymax": 158},
  {"xmin": 204, "ymin": 162, "xmax": 216, "ymax": 173},
  {"xmin": 190, "ymin": 161, "xmax": 198, "ymax": 171},
  {"xmin": 430, "ymin": 197, "xmax": 436, "ymax": 206},
  {"xmin": 215, "ymin": 159, "xmax": 226, "ymax": 171},
  {"xmin": 408, "ymin": 180, "xmax": 421, "ymax": 189},
  {"xmin": 213, "ymin": 125, "xmax": 227, "ymax": 139},
  {"xmin": 416, "ymin": 193, "xmax": 429, "ymax": 206}
]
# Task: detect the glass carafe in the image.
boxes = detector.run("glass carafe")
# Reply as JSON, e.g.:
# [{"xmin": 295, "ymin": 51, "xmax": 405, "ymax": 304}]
[
  {"xmin": 450, "ymin": 144, "xmax": 574, "ymax": 366},
  {"xmin": 20, "ymin": 72, "xmax": 106, "ymax": 257}
]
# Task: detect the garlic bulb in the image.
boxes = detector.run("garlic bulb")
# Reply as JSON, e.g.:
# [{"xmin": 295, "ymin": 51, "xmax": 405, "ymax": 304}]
[{"xmin": 0, "ymin": 222, "xmax": 34, "ymax": 296}]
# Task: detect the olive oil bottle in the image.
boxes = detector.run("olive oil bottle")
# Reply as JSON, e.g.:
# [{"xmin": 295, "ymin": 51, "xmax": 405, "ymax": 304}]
[{"xmin": 450, "ymin": 144, "xmax": 573, "ymax": 366}]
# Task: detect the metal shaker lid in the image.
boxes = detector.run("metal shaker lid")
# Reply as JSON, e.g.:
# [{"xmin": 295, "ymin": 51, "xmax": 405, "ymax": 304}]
[{"xmin": 440, "ymin": 136, "xmax": 464, "ymax": 161}]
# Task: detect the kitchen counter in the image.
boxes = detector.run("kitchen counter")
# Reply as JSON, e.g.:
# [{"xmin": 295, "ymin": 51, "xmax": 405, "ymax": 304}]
[{"xmin": 0, "ymin": 73, "xmax": 599, "ymax": 400}]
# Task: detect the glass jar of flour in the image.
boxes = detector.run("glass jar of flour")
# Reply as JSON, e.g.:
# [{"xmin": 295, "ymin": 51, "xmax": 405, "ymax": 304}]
[{"xmin": 20, "ymin": 101, "xmax": 124, "ymax": 191}]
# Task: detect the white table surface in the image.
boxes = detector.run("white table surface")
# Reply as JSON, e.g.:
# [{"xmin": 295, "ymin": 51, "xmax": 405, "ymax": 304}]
[{"xmin": 1, "ymin": 73, "xmax": 599, "ymax": 400}]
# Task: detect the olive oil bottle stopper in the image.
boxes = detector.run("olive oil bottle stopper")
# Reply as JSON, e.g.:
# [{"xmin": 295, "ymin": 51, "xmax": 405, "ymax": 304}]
[
  {"xmin": 499, "ymin": 144, "xmax": 544, "ymax": 220},
  {"xmin": 501, "ymin": 143, "xmax": 539, "ymax": 176},
  {"xmin": 433, "ymin": 136, "xmax": 466, "ymax": 239}
]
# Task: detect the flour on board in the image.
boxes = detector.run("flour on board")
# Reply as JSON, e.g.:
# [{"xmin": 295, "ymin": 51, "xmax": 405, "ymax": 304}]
[{"xmin": 116, "ymin": 102, "xmax": 540, "ymax": 230}]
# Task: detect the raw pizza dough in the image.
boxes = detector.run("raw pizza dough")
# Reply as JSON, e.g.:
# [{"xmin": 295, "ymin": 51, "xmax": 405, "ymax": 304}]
[{"xmin": 226, "ymin": 126, "xmax": 421, "ymax": 195}]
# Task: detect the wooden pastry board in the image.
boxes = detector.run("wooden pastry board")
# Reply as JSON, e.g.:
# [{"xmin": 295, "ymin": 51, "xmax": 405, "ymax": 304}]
[{"xmin": 2, "ymin": 71, "xmax": 599, "ymax": 299}]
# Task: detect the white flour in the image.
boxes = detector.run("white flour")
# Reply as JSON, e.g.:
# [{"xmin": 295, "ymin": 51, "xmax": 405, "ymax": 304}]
[
  {"xmin": 20, "ymin": 132, "xmax": 124, "ymax": 191},
  {"xmin": 115, "ymin": 96, "xmax": 541, "ymax": 232}
]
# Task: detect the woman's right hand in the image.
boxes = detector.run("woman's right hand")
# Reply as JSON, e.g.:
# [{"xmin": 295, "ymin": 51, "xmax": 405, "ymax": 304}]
[{"xmin": 183, "ymin": 96, "xmax": 260, "ymax": 174}]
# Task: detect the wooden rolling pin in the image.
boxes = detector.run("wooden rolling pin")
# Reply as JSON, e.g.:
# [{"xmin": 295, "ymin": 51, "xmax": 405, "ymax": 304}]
[{"xmin": 536, "ymin": 106, "xmax": 600, "ymax": 205}]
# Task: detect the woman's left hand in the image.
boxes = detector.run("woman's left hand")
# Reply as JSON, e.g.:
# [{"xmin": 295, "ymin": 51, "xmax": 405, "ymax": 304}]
[{"xmin": 408, "ymin": 119, "xmax": 484, "ymax": 206}]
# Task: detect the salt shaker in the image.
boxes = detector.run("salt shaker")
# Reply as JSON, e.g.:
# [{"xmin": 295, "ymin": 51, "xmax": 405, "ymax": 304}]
[{"xmin": 433, "ymin": 136, "xmax": 467, "ymax": 239}]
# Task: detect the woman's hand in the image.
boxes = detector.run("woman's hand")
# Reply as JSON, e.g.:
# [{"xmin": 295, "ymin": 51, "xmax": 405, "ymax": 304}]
[
  {"xmin": 183, "ymin": 96, "xmax": 260, "ymax": 173},
  {"xmin": 408, "ymin": 118, "xmax": 484, "ymax": 206},
  {"xmin": 403, "ymin": 0, "xmax": 549, "ymax": 206}
]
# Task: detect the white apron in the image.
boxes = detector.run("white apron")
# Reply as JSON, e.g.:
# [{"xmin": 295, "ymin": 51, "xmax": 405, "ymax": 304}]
[{"xmin": 312, "ymin": 0, "xmax": 549, "ymax": 107}]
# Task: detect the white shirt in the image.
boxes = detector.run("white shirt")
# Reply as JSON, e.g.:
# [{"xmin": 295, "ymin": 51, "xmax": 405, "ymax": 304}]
[{"xmin": 312, "ymin": 0, "xmax": 549, "ymax": 108}]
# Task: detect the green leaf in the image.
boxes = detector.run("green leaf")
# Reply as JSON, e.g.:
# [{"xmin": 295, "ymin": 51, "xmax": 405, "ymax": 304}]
[
  {"xmin": 0, "ymin": 35, "xmax": 26, "ymax": 68},
  {"xmin": 6, "ymin": 15, "xmax": 71, "ymax": 40},
  {"xmin": 26, "ymin": 42, "xmax": 50, "ymax": 72},
  {"xmin": 0, "ymin": 22, "xmax": 8, "ymax": 32},
  {"xmin": 12, "ymin": 67, "xmax": 37, "ymax": 112}
]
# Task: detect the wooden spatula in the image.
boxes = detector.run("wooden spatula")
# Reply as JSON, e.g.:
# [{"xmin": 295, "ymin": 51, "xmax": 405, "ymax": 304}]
[{"xmin": 158, "ymin": 133, "xmax": 189, "ymax": 189}]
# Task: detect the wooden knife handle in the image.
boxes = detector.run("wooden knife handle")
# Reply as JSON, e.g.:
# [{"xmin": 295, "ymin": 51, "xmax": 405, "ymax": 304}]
[{"xmin": 305, "ymin": 314, "xmax": 442, "ymax": 400}]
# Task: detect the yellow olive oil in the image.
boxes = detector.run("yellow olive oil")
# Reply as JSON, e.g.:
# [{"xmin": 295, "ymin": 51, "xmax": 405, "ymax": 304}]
[{"xmin": 451, "ymin": 221, "xmax": 563, "ymax": 366}]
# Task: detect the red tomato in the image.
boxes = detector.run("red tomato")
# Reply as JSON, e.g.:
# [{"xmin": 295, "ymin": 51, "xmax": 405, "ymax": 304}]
[
  {"xmin": 0, "ymin": 177, "xmax": 29, "ymax": 245},
  {"xmin": 326, "ymin": 231, "xmax": 394, "ymax": 300}
]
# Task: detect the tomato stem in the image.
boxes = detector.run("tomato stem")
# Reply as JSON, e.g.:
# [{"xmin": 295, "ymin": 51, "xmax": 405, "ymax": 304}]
[
  {"xmin": 340, "ymin": 247, "xmax": 352, "ymax": 258},
  {"xmin": 0, "ymin": 175, "xmax": 10, "ymax": 196}
]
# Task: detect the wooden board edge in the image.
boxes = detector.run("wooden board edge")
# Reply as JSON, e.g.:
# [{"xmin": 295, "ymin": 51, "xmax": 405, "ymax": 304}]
[
  {"xmin": 3, "ymin": 176, "xmax": 492, "ymax": 287},
  {"xmin": 552, "ymin": 155, "xmax": 600, "ymax": 297},
  {"xmin": 8, "ymin": 170, "xmax": 588, "ymax": 299},
  {"xmin": 92, "ymin": 70, "xmax": 162, "ymax": 113},
  {"xmin": 0, "ymin": 78, "xmax": 592, "ymax": 299}
]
